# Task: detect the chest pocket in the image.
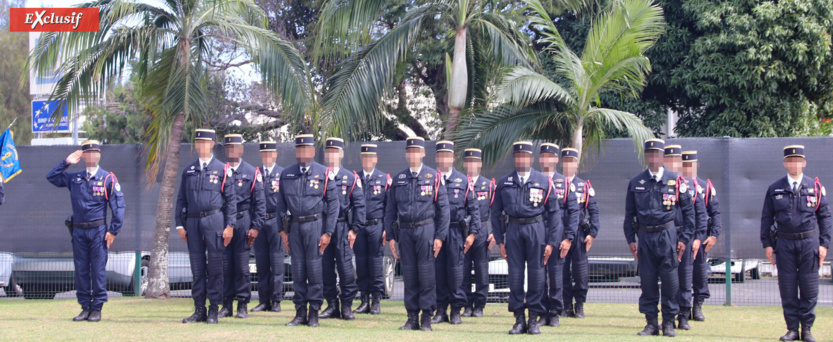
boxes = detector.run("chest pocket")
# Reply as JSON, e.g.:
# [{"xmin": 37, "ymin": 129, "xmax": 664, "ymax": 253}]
[
  {"xmin": 417, "ymin": 180, "xmax": 435, "ymax": 202},
  {"xmin": 265, "ymin": 176, "xmax": 280, "ymax": 194},
  {"xmin": 305, "ymin": 175, "xmax": 325, "ymax": 197},
  {"xmin": 800, "ymin": 188, "xmax": 818, "ymax": 212},
  {"xmin": 447, "ymin": 181, "xmax": 466, "ymax": 204},
  {"xmin": 368, "ymin": 179, "xmax": 385, "ymax": 199},
  {"xmin": 202, "ymin": 172, "xmax": 223, "ymax": 191},
  {"xmin": 662, "ymin": 185, "xmax": 677, "ymax": 211},
  {"xmin": 281, "ymin": 174, "xmax": 299, "ymax": 195},
  {"xmin": 235, "ymin": 174, "xmax": 252, "ymax": 194},
  {"xmin": 525, "ymin": 186, "xmax": 545, "ymax": 208},
  {"xmin": 771, "ymin": 190, "xmax": 790, "ymax": 213},
  {"xmin": 393, "ymin": 181, "xmax": 411, "ymax": 203}
]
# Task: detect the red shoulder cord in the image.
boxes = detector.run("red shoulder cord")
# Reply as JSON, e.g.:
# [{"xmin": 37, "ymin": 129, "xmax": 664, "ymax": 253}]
[
  {"xmin": 221, "ymin": 163, "xmax": 229, "ymax": 193},
  {"xmin": 434, "ymin": 171, "xmax": 441, "ymax": 202},
  {"xmin": 815, "ymin": 177, "xmax": 822, "ymax": 211},
  {"xmin": 691, "ymin": 178, "xmax": 699, "ymax": 204},
  {"xmin": 251, "ymin": 168, "xmax": 262, "ymax": 194},
  {"xmin": 489, "ymin": 178, "xmax": 496, "ymax": 207},
  {"xmin": 463, "ymin": 177, "xmax": 470, "ymax": 204},
  {"xmin": 675, "ymin": 176, "xmax": 683, "ymax": 201},
  {"xmin": 323, "ymin": 168, "xmax": 331, "ymax": 197},
  {"xmin": 350, "ymin": 171, "xmax": 358, "ymax": 197},
  {"xmin": 385, "ymin": 173, "xmax": 392, "ymax": 192},
  {"xmin": 584, "ymin": 180, "xmax": 592, "ymax": 209},
  {"xmin": 564, "ymin": 177, "xmax": 570, "ymax": 205},
  {"xmin": 544, "ymin": 176, "xmax": 553, "ymax": 206},
  {"xmin": 103, "ymin": 172, "xmax": 118, "ymax": 201},
  {"xmin": 705, "ymin": 179, "xmax": 714, "ymax": 207}
]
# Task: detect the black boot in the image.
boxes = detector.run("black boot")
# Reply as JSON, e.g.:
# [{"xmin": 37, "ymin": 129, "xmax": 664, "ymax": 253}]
[
  {"xmin": 562, "ymin": 304, "xmax": 573, "ymax": 318},
  {"xmin": 87, "ymin": 310, "xmax": 101, "ymax": 322},
  {"xmin": 370, "ymin": 292, "xmax": 382, "ymax": 315},
  {"xmin": 270, "ymin": 301, "xmax": 282, "ymax": 312},
  {"xmin": 574, "ymin": 302, "xmax": 585, "ymax": 318},
  {"xmin": 206, "ymin": 305, "xmax": 219, "ymax": 324},
  {"xmin": 431, "ymin": 308, "xmax": 449, "ymax": 324},
  {"xmin": 472, "ymin": 306, "xmax": 484, "ymax": 317},
  {"xmin": 307, "ymin": 308, "xmax": 320, "ymax": 327},
  {"xmin": 286, "ymin": 306, "xmax": 308, "ymax": 326},
  {"xmin": 236, "ymin": 302, "xmax": 248, "ymax": 319},
  {"xmin": 547, "ymin": 312, "xmax": 560, "ymax": 327},
  {"xmin": 399, "ymin": 311, "xmax": 420, "ymax": 330},
  {"xmin": 637, "ymin": 317, "xmax": 659, "ymax": 336},
  {"xmin": 449, "ymin": 308, "xmax": 462, "ymax": 324},
  {"xmin": 251, "ymin": 302, "xmax": 270, "ymax": 312},
  {"xmin": 319, "ymin": 300, "xmax": 340, "ymax": 319},
  {"xmin": 420, "ymin": 310, "xmax": 433, "ymax": 331},
  {"xmin": 662, "ymin": 320, "xmax": 676, "ymax": 337},
  {"xmin": 527, "ymin": 312, "xmax": 541, "ymax": 335},
  {"xmin": 536, "ymin": 312, "xmax": 547, "ymax": 326},
  {"xmin": 462, "ymin": 306, "xmax": 473, "ymax": 317},
  {"xmin": 354, "ymin": 293, "xmax": 370, "ymax": 314},
  {"xmin": 508, "ymin": 311, "xmax": 527, "ymax": 335},
  {"xmin": 182, "ymin": 307, "xmax": 207, "ymax": 324},
  {"xmin": 692, "ymin": 300, "xmax": 704, "ymax": 321},
  {"xmin": 73, "ymin": 309, "xmax": 90, "ymax": 322},
  {"xmin": 341, "ymin": 302, "xmax": 355, "ymax": 320},
  {"xmin": 677, "ymin": 312, "xmax": 690, "ymax": 330},
  {"xmin": 218, "ymin": 299, "xmax": 233, "ymax": 318},
  {"xmin": 801, "ymin": 326, "xmax": 815, "ymax": 342},
  {"xmin": 780, "ymin": 330, "xmax": 800, "ymax": 341}
]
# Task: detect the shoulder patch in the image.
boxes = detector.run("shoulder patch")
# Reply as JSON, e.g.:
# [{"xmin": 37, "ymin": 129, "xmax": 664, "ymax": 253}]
[
  {"xmin": 570, "ymin": 183, "xmax": 576, "ymax": 192},
  {"xmin": 257, "ymin": 174, "xmax": 263, "ymax": 183},
  {"xmin": 823, "ymin": 186, "xmax": 826, "ymax": 197},
  {"xmin": 226, "ymin": 168, "xmax": 233, "ymax": 177},
  {"xmin": 588, "ymin": 188, "xmax": 595, "ymax": 197},
  {"xmin": 679, "ymin": 182, "xmax": 687, "ymax": 193},
  {"xmin": 357, "ymin": 178, "xmax": 363, "ymax": 189},
  {"xmin": 115, "ymin": 183, "xmax": 121, "ymax": 192}
]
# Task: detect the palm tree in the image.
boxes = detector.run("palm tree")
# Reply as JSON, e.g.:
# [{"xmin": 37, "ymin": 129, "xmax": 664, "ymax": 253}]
[
  {"xmin": 457, "ymin": 0, "xmax": 660, "ymax": 163},
  {"xmin": 314, "ymin": 0, "xmax": 536, "ymax": 140},
  {"xmin": 26, "ymin": 0, "xmax": 310, "ymax": 298}
]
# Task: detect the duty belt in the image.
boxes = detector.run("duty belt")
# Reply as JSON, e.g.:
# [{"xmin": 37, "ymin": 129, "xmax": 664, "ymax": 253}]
[
  {"xmin": 236, "ymin": 211, "xmax": 250, "ymax": 220},
  {"xmin": 638, "ymin": 221, "xmax": 674, "ymax": 233},
  {"xmin": 366, "ymin": 218, "xmax": 383, "ymax": 225},
  {"xmin": 292, "ymin": 213, "xmax": 322, "ymax": 223},
  {"xmin": 337, "ymin": 216, "xmax": 348, "ymax": 222},
  {"xmin": 509, "ymin": 215, "xmax": 543, "ymax": 225},
  {"xmin": 265, "ymin": 212, "xmax": 279, "ymax": 220},
  {"xmin": 74, "ymin": 219, "xmax": 106, "ymax": 229},
  {"xmin": 187, "ymin": 209, "xmax": 221, "ymax": 218},
  {"xmin": 400, "ymin": 218, "xmax": 433, "ymax": 229},
  {"xmin": 778, "ymin": 229, "xmax": 817, "ymax": 240}
]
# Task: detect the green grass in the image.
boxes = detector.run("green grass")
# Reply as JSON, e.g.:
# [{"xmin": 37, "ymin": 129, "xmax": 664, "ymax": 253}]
[{"xmin": 0, "ymin": 297, "xmax": 830, "ymax": 341}]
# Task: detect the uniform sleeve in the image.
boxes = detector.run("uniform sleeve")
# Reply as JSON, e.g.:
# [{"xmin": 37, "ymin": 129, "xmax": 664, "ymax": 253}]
[
  {"xmin": 623, "ymin": 182, "xmax": 637, "ymax": 244},
  {"xmin": 106, "ymin": 174, "xmax": 125, "ymax": 235},
  {"xmin": 222, "ymin": 172, "xmax": 238, "ymax": 228},
  {"xmin": 491, "ymin": 183, "xmax": 505, "ymax": 244},
  {"xmin": 46, "ymin": 160, "xmax": 72, "ymax": 189},
  {"xmin": 587, "ymin": 189, "xmax": 601, "ymax": 238},
  {"xmin": 707, "ymin": 188, "xmax": 722, "ymax": 238},
  {"xmin": 434, "ymin": 181, "xmax": 450, "ymax": 241},
  {"xmin": 677, "ymin": 185, "xmax": 695, "ymax": 245},
  {"xmin": 350, "ymin": 177, "xmax": 366, "ymax": 232},
  {"xmin": 175, "ymin": 170, "xmax": 187, "ymax": 228},
  {"xmin": 383, "ymin": 181, "xmax": 397, "ymax": 241},
  {"xmin": 276, "ymin": 171, "xmax": 288, "ymax": 233},
  {"xmin": 545, "ymin": 180, "xmax": 563, "ymax": 247},
  {"xmin": 816, "ymin": 187, "xmax": 832, "ymax": 249},
  {"xmin": 564, "ymin": 188, "xmax": 580, "ymax": 242},
  {"xmin": 465, "ymin": 182, "xmax": 481, "ymax": 236},
  {"xmin": 694, "ymin": 191, "xmax": 708, "ymax": 242},
  {"xmin": 760, "ymin": 188, "xmax": 775, "ymax": 248},
  {"xmin": 324, "ymin": 173, "xmax": 339, "ymax": 236},
  {"xmin": 250, "ymin": 172, "xmax": 267, "ymax": 231}
]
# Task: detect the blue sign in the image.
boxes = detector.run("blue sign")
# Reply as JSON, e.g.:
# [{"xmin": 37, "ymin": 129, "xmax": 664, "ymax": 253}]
[{"xmin": 32, "ymin": 100, "xmax": 70, "ymax": 133}]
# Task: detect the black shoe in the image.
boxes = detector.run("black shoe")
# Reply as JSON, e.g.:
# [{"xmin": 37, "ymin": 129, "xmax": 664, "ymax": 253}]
[
  {"xmin": 370, "ymin": 292, "xmax": 382, "ymax": 315},
  {"xmin": 547, "ymin": 313, "xmax": 560, "ymax": 327},
  {"xmin": 780, "ymin": 330, "xmax": 800, "ymax": 341},
  {"xmin": 206, "ymin": 305, "xmax": 219, "ymax": 324},
  {"xmin": 472, "ymin": 307, "xmax": 484, "ymax": 318},
  {"xmin": 420, "ymin": 310, "xmax": 433, "ymax": 331},
  {"xmin": 319, "ymin": 300, "xmax": 340, "ymax": 319},
  {"xmin": 692, "ymin": 301, "xmax": 704, "ymax": 321},
  {"xmin": 286, "ymin": 307, "xmax": 308, "ymax": 326},
  {"xmin": 677, "ymin": 312, "xmax": 690, "ymax": 330},
  {"xmin": 637, "ymin": 318, "xmax": 659, "ymax": 336},
  {"xmin": 341, "ymin": 304, "xmax": 355, "ymax": 320},
  {"xmin": 431, "ymin": 309, "xmax": 449, "ymax": 324},
  {"xmin": 307, "ymin": 309, "xmax": 320, "ymax": 327},
  {"xmin": 87, "ymin": 310, "xmax": 101, "ymax": 322},
  {"xmin": 73, "ymin": 309, "xmax": 90, "ymax": 322},
  {"xmin": 508, "ymin": 311, "xmax": 527, "ymax": 335},
  {"xmin": 354, "ymin": 293, "xmax": 370, "ymax": 314},
  {"xmin": 449, "ymin": 308, "xmax": 462, "ymax": 325},
  {"xmin": 270, "ymin": 301, "xmax": 282, "ymax": 312},
  {"xmin": 182, "ymin": 307, "xmax": 207, "ymax": 323},
  {"xmin": 236, "ymin": 302, "xmax": 248, "ymax": 319},
  {"xmin": 574, "ymin": 302, "xmax": 585, "ymax": 318},
  {"xmin": 251, "ymin": 302, "xmax": 271, "ymax": 312},
  {"xmin": 801, "ymin": 327, "xmax": 815, "ymax": 342},
  {"xmin": 399, "ymin": 311, "xmax": 420, "ymax": 330},
  {"xmin": 462, "ymin": 306, "xmax": 473, "ymax": 317},
  {"xmin": 562, "ymin": 305, "xmax": 573, "ymax": 318},
  {"xmin": 527, "ymin": 312, "xmax": 541, "ymax": 335},
  {"xmin": 536, "ymin": 313, "xmax": 547, "ymax": 326},
  {"xmin": 218, "ymin": 299, "xmax": 233, "ymax": 318},
  {"xmin": 662, "ymin": 321, "xmax": 676, "ymax": 337}
]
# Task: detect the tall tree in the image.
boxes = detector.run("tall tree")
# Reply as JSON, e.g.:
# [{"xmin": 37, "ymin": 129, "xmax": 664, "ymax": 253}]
[{"xmin": 26, "ymin": 0, "xmax": 310, "ymax": 299}]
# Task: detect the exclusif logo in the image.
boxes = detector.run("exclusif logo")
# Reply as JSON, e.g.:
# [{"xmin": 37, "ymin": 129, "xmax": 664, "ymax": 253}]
[{"xmin": 10, "ymin": 8, "xmax": 99, "ymax": 32}]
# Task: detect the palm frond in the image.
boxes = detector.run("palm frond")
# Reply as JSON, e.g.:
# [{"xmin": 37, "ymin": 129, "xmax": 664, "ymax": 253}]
[
  {"xmin": 499, "ymin": 66, "xmax": 575, "ymax": 108},
  {"xmin": 312, "ymin": 0, "xmax": 388, "ymax": 66}
]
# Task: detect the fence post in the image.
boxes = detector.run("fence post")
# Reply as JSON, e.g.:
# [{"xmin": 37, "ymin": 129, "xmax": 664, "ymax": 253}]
[
  {"xmin": 721, "ymin": 136, "xmax": 733, "ymax": 306},
  {"xmin": 724, "ymin": 260, "xmax": 731, "ymax": 306},
  {"xmin": 134, "ymin": 251, "xmax": 141, "ymax": 297}
]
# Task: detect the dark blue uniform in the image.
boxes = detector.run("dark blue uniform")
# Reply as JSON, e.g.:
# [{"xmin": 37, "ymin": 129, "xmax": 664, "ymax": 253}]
[
  {"xmin": 463, "ymin": 176, "xmax": 493, "ymax": 312},
  {"xmin": 563, "ymin": 177, "xmax": 600, "ymax": 308},
  {"xmin": 276, "ymin": 162, "xmax": 338, "ymax": 312},
  {"xmin": 693, "ymin": 178, "xmax": 720, "ymax": 304},
  {"xmin": 175, "ymin": 158, "xmax": 237, "ymax": 311},
  {"xmin": 544, "ymin": 172, "xmax": 579, "ymax": 318},
  {"xmin": 384, "ymin": 165, "xmax": 450, "ymax": 314},
  {"xmin": 322, "ymin": 168, "xmax": 364, "ymax": 309},
  {"xmin": 675, "ymin": 177, "xmax": 707, "ymax": 318},
  {"xmin": 492, "ymin": 169, "xmax": 562, "ymax": 317},
  {"xmin": 254, "ymin": 163, "xmax": 285, "ymax": 308},
  {"xmin": 435, "ymin": 168, "xmax": 480, "ymax": 317},
  {"xmin": 355, "ymin": 169, "xmax": 389, "ymax": 301},
  {"xmin": 760, "ymin": 176, "xmax": 832, "ymax": 333},
  {"xmin": 223, "ymin": 161, "xmax": 266, "ymax": 305},
  {"xmin": 47, "ymin": 161, "xmax": 125, "ymax": 311},
  {"xmin": 623, "ymin": 168, "xmax": 695, "ymax": 324}
]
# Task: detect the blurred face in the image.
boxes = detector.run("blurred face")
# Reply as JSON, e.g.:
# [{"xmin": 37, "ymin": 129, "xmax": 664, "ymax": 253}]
[
  {"xmin": 295, "ymin": 145, "xmax": 315, "ymax": 165},
  {"xmin": 645, "ymin": 150, "xmax": 662, "ymax": 171},
  {"xmin": 514, "ymin": 152, "xmax": 532, "ymax": 172},
  {"xmin": 681, "ymin": 161, "xmax": 697, "ymax": 178},
  {"xmin": 664, "ymin": 155, "xmax": 682, "ymax": 173},
  {"xmin": 436, "ymin": 151, "xmax": 454, "ymax": 171},
  {"xmin": 562, "ymin": 157, "xmax": 578, "ymax": 177},
  {"xmin": 464, "ymin": 157, "xmax": 482, "ymax": 177},
  {"xmin": 325, "ymin": 147, "xmax": 343, "ymax": 168},
  {"xmin": 260, "ymin": 151, "xmax": 277, "ymax": 166},
  {"xmin": 539, "ymin": 152, "xmax": 558, "ymax": 171},
  {"xmin": 361, "ymin": 154, "xmax": 378, "ymax": 172},
  {"xmin": 195, "ymin": 140, "xmax": 215, "ymax": 157},
  {"xmin": 406, "ymin": 147, "xmax": 424, "ymax": 167},
  {"xmin": 83, "ymin": 151, "xmax": 100, "ymax": 167},
  {"xmin": 783, "ymin": 157, "xmax": 806, "ymax": 177},
  {"xmin": 225, "ymin": 144, "xmax": 243, "ymax": 162}
]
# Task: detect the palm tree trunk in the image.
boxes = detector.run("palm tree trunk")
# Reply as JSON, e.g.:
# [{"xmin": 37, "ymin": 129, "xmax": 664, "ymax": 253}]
[
  {"xmin": 145, "ymin": 112, "xmax": 185, "ymax": 299},
  {"xmin": 445, "ymin": 26, "xmax": 468, "ymax": 139},
  {"xmin": 573, "ymin": 125, "xmax": 584, "ymax": 160}
]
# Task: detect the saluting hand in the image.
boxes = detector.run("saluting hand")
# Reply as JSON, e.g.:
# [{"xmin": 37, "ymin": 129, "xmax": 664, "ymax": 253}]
[
  {"xmin": 223, "ymin": 226, "xmax": 233, "ymax": 247},
  {"xmin": 66, "ymin": 150, "xmax": 83, "ymax": 164},
  {"xmin": 433, "ymin": 239, "xmax": 443, "ymax": 258},
  {"xmin": 677, "ymin": 241, "xmax": 686, "ymax": 262},
  {"xmin": 247, "ymin": 229, "xmax": 258, "ymax": 246},
  {"xmin": 463, "ymin": 234, "xmax": 475, "ymax": 254},
  {"xmin": 543, "ymin": 244, "xmax": 553, "ymax": 265}
]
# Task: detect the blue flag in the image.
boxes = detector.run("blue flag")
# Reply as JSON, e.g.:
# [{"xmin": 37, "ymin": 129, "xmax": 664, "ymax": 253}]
[{"xmin": 0, "ymin": 129, "xmax": 22, "ymax": 182}]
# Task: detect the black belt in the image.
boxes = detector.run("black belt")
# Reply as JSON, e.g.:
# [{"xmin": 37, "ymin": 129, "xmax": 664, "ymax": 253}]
[
  {"xmin": 509, "ymin": 215, "xmax": 543, "ymax": 225},
  {"xmin": 292, "ymin": 213, "xmax": 322, "ymax": 223},
  {"xmin": 187, "ymin": 209, "xmax": 221, "ymax": 218},
  {"xmin": 366, "ymin": 218, "xmax": 383, "ymax": 225},
  {"xmin": 237, "ymin": 205, "xmax": 251, "ymax": 212},
  {"xmin": 236, "ymin": 211, "xmax": 250, "ymax": 219},
  {"xmin": 337, "ymin": 216, "xmax": 348, "ymax": 222},
  {"xmin": 265, "ymin": 212, "xmax": 279, "ymax": 220},
  {"xmin": 74, "ymin": 219, "xmax": 105, "ymax": 229},
  {"xmin": 778, "ymin": 229, "xmax": 817, "ymax": 240},
  {"xmin": 638, "ymin": 221, "xmax": 674, "ymax": 233},
  {"xmin": 400, "ymin": 218, "xmax": 433, "ymax": 229}
]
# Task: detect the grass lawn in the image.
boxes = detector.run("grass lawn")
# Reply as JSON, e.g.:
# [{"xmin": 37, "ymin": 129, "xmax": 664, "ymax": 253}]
[{"xmin": 0, "ymin": 297, "xmax": 830, "ymax": 341}]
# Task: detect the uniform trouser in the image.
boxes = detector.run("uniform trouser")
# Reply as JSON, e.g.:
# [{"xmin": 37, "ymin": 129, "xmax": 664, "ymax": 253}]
[
  {"xmin": 563, "ymin": 230, "xmax": 589, "ymax": 305},
  {"xmin": 399, "ymin": 223, "xmax": 437, "ymax": 312},
  {"xmin": 355, "ymin": 221, "xmax": 385, "ymax": 294},
  {"xmin": 186, "ymin": 214, "xmax": 226, "ymax": 308},
  {"xmin": 505, "ymin": 222, "xmax": 547, "ymax": 315},
  {"xmin": 435, "ymin": 226, "xmax": 467, "ymax": 311},
  {"xmin": 676, "ymin": 239, "xmax": 694, "ymax": 312},
  {"xmin": 72, "ymin": 225, "xmax": 108, "ymax": 311},
  {"xmin": 463, "ymin": 236, "xmax": 489, "ymax": 309},
  {"xmin": 692, "ymin": 248, "xmax": 710, "ymax": 302},
  {"xmin": 223, "ymin": 214, "xmax": 251, "ymax": 303},
  {"xmin": 637, "ymin": 227, "xmax": 680, "ymax": 322},
  {"xmin": 545, "ymin": 245, "xmax": 566, "ymax": 315},
  {"xmin": 253, "ymin": 216, "xmax": 284, "ymax": 304},
  {"xmin": 289, "ymin": 219, "xmax": 324, "ymax": 311},
  {"xmin": 322, "ymin": 220, "xmax": 358, "ymax": 306},
  {"xmin": 775, "ymin": 237, "xmax": 820, "ymax": 331}
]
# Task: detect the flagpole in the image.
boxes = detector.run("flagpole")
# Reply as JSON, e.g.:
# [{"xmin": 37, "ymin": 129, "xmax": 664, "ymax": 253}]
[{"xmin": 6, "ymin": 118, "xmax": 17, "ymax": 131}]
